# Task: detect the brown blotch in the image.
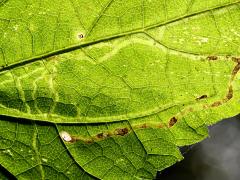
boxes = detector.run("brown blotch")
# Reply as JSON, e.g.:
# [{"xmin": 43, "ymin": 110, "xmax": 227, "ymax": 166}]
[
  {"xmin": 211, "ymin": 101, "xmax": 222, "ymax": 107},
  {"xmin": 169, "ymin": 117, "xmax": 178, "ymax": 127},
  {"xmin": 196, "ymin": 95, "xmax": 208, "ymax": 100},
  {"xmin": 207, "ymin": 56, "xmax": 218, "ymax": 61},
  {"xmin": 96, "ymin": 133, "xmax": 104, "ymax": 139},
  {"xmin": 115, "ymin": 128, "xmax": 129, "ymax": 136}
]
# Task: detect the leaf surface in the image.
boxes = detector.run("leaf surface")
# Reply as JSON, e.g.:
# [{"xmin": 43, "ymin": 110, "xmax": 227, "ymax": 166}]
[{"xmin": 0, "ymin": 0, "xmax": 240, "ymax": 179}]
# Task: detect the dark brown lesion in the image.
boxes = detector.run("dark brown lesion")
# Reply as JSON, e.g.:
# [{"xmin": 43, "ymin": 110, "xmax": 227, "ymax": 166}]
[
  {"xmin": 169, "ymin": 117, "xmax": 178, "ymax": 127},
  {"xmin": 96, "ymin": 132, "xmax": 111, "ymax": 139},
  {"xmin": 91, "ymin": 58, "xmax": 240, "ymax": 139},
  {"xmin": 63, "ymin": 58, "xmax": 240, "ymax": 145},
  {"xmin": 62, "ymin": 122, "xmax": 171, "ymax": 145},
  {"xmin": 62, "ymin": 127, "xmax": 130, "ymax": 144},
  {"xmin": 96, "ymin": 132, "xmax": 104, "ymax": 139},
  {"xmin": 207, "ymin": 85, "xmax": 233, "ymax": 108},
  {"xmin": 207, "ymin": 56, "xmax": 218, "ymax": 60},
  {"xmin": 204, "ymin": 57, "xmax": 240, "ymax": 109},
  {"xmin": 114, "ymin": 128, "xmax": 129, "ymax": 136},
  {"xmin": 196, "ymin": 94, "xmax": 208, "ymax": 100}
]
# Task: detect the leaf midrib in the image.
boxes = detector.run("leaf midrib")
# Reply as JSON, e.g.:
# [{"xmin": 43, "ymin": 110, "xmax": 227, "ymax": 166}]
[{"xmin": 0, "ymin": 1, "xmax": 239, "ymax": 73}]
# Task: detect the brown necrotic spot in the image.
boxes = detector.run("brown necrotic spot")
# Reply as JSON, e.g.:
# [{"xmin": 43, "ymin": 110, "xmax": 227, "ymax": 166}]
[
  {"xmin": 115, "ymin": 128, "xmax": 129, "ymax": 136},
  {"xmin": 196, "ymin": 95, "xmax": 208, "ymax": 100},
  {"xmin": 169, "ymin": 117, "xmax": 178, "ymax": 127},
  {"xmin": 207, "ymin": 56, "xmax": 218, "ymax": 60}
]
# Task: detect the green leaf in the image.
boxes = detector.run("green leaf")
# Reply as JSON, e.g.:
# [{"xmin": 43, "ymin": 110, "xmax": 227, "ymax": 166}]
[{"xmin": 1, "ymin": 0, "xmax": 240, "ymax": 179}]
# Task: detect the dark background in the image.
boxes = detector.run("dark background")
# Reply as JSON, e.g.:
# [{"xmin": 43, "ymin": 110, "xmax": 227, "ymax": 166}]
[{"xmin": 157, "ymin": 114, "xmax": 240, "ymax": 180}]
